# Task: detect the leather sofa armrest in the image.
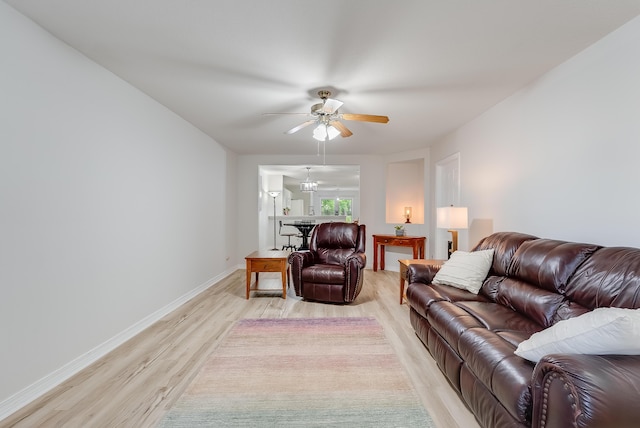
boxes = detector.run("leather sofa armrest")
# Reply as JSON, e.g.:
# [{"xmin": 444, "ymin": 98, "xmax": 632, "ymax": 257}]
[
  {"xmin": 406, "ymin": 264, "xmax": 440, "ymax": 285},
  {"xmin": 531, "ymin": 354, "xmax": 640, "ymax": 428}
]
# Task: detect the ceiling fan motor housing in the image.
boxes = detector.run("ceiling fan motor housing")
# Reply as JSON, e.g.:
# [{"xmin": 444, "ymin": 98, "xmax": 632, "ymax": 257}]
[{"xmin": 311, "ymin": 103, "xmax": 324, "ymax": 115}]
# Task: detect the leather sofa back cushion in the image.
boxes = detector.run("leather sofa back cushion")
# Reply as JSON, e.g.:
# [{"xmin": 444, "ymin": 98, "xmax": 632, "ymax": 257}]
[
  {"xmin": 565, "ymin": 246, "xmax": 640, "ymax": 310},
  {"xmin": 508, "ymin": 239, "xmax": 600, "ymax": 294},
  {"xmin": 473, "ymin": 232, "xmax": 538, "ymax": 276},
  {"xmin": 495, "ymin": 278, "xmax": 565, "ymax": 328}
]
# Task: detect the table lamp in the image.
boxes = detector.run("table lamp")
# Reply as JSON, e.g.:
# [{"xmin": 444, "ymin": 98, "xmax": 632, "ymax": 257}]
[
  {"xmin": 404, "ymin": 206, "xmax": 412, "ymax": 223},
  {"xmin": 436, "ymin": 206, "xmax": 468, "ymax": 258}
]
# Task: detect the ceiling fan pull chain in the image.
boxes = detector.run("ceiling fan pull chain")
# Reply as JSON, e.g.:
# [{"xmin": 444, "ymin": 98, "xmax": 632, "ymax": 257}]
[{"xmin": 323, "ymin": 141, "xmax": 326, "ymax": 165}]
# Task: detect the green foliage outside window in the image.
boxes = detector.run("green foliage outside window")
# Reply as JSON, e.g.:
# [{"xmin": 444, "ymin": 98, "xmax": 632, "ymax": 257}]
[
  {"xmin": 321, "ymin": 198, "xmax": 352, "ymax": 222},
  {"xmin": 321, "ymin": 199, "xmax": 335, "ymax": 216}
]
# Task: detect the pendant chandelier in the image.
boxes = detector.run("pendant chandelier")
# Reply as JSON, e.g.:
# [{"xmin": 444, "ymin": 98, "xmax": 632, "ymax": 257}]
[{"xmin": 300, "ymin": 167, "xmax": 318, "ymax": 192}]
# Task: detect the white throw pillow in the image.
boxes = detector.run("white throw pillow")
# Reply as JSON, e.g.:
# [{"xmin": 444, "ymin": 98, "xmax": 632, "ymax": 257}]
[
  {"xmin": 515, "ymin": 307, "xmax": 640, "ymax": 363},
  {"xmin": 432, "ymin": 249, "xmax": 494, "ymax": 294}
]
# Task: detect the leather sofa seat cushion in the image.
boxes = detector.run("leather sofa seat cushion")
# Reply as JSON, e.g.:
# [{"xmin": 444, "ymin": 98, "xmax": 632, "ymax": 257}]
[
  {"xmin": 432, "ymin": 283, "xmax": 490, "ymax": 303},
  {"xmin": 497, "ymin": 330, "xmax": 534, "ymax": 348},
  {"xmin": 456, "ymin": 301, "xmax": 544, "ymax": 334},
  {"xmin": 301, "ymin": 264, "xmax": 345, "ymax": 284},
  {"xmin": 408, "ymin": 283, "xmax": 488, "ymax": 319},
  {"xmin": 459, "ymin": 328, "xmax": 534, "ymax": 424},
  {"xmin": 427, "ymin": 300, "xmax": 543, "ymax": 364},
  {"xmin": 428, "ymin": 302, "xmax": 486, "ymax": 353}
]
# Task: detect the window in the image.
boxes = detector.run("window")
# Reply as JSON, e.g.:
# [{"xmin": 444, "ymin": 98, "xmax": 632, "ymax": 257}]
[{"xmin": 321, "ymin": 198, "xmax": 352, "ymax": 222}]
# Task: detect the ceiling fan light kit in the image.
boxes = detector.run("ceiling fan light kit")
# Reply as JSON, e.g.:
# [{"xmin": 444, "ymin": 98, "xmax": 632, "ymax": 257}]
[{"xmin": 313, "ymin": 124, "xmax": 340, "ymax": 141}]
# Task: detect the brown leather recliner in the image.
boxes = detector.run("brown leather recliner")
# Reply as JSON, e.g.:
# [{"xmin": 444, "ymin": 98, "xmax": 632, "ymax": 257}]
[{"xmin": 288, "ymin": 222, "xmax": 366, "ymax": 303}]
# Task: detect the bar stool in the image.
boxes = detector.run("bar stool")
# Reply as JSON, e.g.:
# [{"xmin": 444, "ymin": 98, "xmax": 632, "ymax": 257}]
[{"xmin": 279, "ymin": 220, "xmax": 298, "ymax": 251}]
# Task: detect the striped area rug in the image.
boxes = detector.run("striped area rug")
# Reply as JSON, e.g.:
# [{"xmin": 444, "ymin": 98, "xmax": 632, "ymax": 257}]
[{"xmin": 157, "ymin": 317, "xmax": 434, "ymax": 427}]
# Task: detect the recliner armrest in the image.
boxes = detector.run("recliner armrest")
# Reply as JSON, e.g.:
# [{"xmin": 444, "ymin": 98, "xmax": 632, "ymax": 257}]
[
  {"xmin": 288, "ymin": 250, "xmax": 315, "ymax": 268},
  {"xmin": 345, "ymin": 252, "xmax": 366, "ymax": 269},
  {"xmin": 531, "ymin": 354, "xmax": 640, "ymax": 428}
]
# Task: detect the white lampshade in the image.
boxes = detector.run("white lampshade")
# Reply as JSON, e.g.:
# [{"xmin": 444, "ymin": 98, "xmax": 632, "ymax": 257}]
[
  {"xmin": 313, "ymin": 124, "xmax": 341, "ymax": 141},
  {"xmin": 313, "ymin": 124, "xmax": 327, "ymax": 141},
  {"xmin": 436, "ymin": 206, "xmax": 468, "ymax": 229},
  {"xmin": 326, "ymin": 125, "xmax": 340, "ymax": 140}
]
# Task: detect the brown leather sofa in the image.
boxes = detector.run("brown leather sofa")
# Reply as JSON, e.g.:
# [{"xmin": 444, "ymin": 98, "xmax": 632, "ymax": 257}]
[
  {"xmin": 406, "ymin": 232, "xmax": 640, "ymax": 428},
  {"xmin": 288, "ymin": 222, "xmax": 366, "ymax": 303}
]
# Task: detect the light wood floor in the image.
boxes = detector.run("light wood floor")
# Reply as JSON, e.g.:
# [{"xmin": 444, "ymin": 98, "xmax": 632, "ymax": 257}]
[{"xmin": 1, "ymin": 268, "xmax": 480, "ymax": 428}]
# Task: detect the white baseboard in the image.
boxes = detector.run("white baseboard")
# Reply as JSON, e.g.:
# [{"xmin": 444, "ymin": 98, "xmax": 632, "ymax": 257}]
[{"xmin": 0, "ymin": 267, "xmax": 236, "ymax": 421}]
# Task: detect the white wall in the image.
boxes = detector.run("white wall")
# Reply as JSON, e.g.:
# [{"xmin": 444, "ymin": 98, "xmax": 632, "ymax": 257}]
[
  {"xmin": 430, "ymin": 15, "xmax": 640, "ymax": 251},
  {"xmin": 0, "ymin": 3, "xmax": 233, "ymax": 412},
  {"xmin": 386, "ymin": 159, "xmax": 425, "ymax": 224}
]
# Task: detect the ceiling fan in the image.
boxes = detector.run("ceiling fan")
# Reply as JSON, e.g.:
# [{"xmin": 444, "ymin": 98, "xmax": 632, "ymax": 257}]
[{"xmin": 276, "ymin": 90, "xmax": 389, "ymax": 141}]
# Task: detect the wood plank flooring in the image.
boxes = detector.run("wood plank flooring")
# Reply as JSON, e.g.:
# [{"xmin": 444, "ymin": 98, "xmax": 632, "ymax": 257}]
[{"xmin": 1, "ymin": 269, "xmax": 480, "ymax": 428}]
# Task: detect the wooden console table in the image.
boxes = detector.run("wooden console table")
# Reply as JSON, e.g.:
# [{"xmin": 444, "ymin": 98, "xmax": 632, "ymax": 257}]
[{"xmin": 372, "ymin": 234, "xmax": 426, "ymax": 271}]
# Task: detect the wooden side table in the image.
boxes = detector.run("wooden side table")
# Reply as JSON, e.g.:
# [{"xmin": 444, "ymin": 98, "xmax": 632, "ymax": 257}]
[
  {"xmin": 398, "ymin": 259, "xmax": 445, "ymax": 304},
  {"xmin": 372, "ymin": 234, "xmax": 426, "ymax": 271},
  {"xmin": 245, "ymin": 250, "xmax": 290, "ymax": 299}
]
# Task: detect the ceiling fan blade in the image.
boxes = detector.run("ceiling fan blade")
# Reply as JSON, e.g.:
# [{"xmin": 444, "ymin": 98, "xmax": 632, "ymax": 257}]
[
  {"xmin": 330, "ymin": 121, "xmax": 353, "ymax": 138},
  {"xmin": 322, "ymin": 98, "xmax": 344, "ymax": 114},
  {"xmin": 285, "ymin": 120, "xmax": 316, "ymax": 135},
  {"xmin": 341, "ymin": 113, "xmax": 389, "ymax": 123}
]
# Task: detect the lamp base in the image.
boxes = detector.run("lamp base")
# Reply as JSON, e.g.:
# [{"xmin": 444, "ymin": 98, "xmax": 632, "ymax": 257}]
[
  {"xmin": 448, "ymin": 229, "xmax": 459, "ymax": 257},
  {"xmin": 405, "ymin": 219, "xmax": 411, "ymax": 223}
]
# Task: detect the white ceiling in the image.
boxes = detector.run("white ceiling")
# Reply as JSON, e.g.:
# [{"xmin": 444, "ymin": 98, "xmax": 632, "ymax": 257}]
[{"xmin": 6, "ymin": 0, "xmax": 640, "ymax": 158}]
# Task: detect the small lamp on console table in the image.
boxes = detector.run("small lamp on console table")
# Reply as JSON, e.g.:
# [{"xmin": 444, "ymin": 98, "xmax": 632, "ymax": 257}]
[
  {"xmin": 268, "ymin": 191, "xmax": 280, "ymax": 250},
  {"xmin": 404, "ymin": 206, "xmax": 412, "ymax": 223},
  {"xmin": 436, "ymin": 206, "xmax": 468, "ymax": 258}
]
